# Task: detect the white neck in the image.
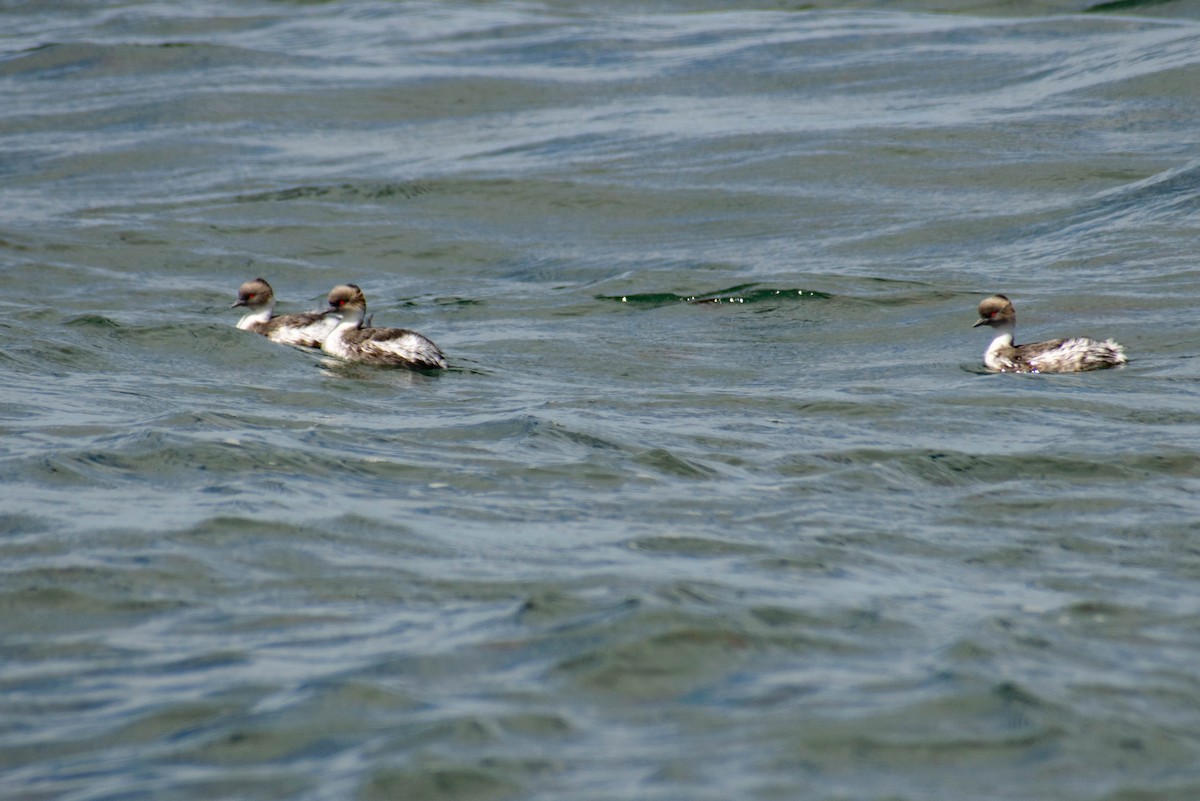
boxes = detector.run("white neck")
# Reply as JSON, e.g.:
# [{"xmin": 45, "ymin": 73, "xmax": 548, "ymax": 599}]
[
  {"xmin": 333, "ymin": 305, "xmax": 366, "ymax": 329},
  {"xmin": 333, "ymin": 317, "xmax": 360, "ymax": 334},
  {"xmin": 323, "ymin": 310, "xmax": 365, "ymax": 353},
  {"xmin": 986, "ymin": 327, "xmax": 1014, "ymax": 356},
  {"xmin": 989, "ymin": 321, "xmax": 1015, "ymax": 343},
  {"xmin": 237, "ymin": 307, "xmax": 272, "ymax": 329}
]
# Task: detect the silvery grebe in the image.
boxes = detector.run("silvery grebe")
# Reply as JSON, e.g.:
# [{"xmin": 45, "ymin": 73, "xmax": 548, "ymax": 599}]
[
  {"xmin": 321, "ymin": 284, "xmax": 446, "ymax": 370},
  {"xmin": 232, "ymin": 278, "xmax": 335, "ymax": 348},
  {"xmin": 973, "ymin": 294, "xmax": 1126, "ymax": 373}
]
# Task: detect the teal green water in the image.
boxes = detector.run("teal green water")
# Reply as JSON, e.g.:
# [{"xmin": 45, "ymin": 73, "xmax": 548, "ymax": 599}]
[{"xmin": 3, "ymin": 2, "xmax": 1200, "ymax": 799}]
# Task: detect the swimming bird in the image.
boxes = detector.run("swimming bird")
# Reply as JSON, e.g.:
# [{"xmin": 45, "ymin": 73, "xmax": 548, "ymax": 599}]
[
  {"xmin": 321, "ymin": 284, "xmax": 446, "ymax": 370},
  {"xmin": 232, "ymin": 277, "xmax": 335, "ymax": 348},
  {"xmin": 973, "ymin": 294, "xmax": 1126, "ymax": 373}
]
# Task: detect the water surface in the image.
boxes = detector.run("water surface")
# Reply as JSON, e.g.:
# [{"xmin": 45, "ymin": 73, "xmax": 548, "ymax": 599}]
[{"xmin": 3, "ymin": 1, "xmax": 1200, "ymax": 799}]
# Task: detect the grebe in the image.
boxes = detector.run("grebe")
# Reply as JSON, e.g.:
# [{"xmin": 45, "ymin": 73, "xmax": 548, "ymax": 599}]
[
  {"xmin": 321, "ymin": 284, "xmax": 446, "ymax": 370},
  {"xmin": 232, "ymin": 278, "xmax": 335, "ymax": 348},
  {"xmin": 973, "ymin": 294, "xmax": 1126, "ymax": 373}
]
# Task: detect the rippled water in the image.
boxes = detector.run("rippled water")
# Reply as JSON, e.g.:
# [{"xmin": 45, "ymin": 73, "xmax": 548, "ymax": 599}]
[{"xmin": 4, "ymin": 1, "xmax": 1200, "ymax": 799}]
